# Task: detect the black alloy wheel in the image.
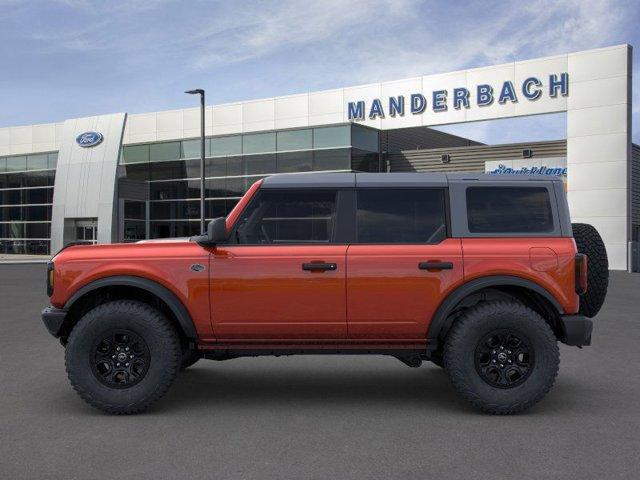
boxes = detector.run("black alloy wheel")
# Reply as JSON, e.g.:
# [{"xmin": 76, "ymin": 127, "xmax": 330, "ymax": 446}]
[
  {"xmin": 65, "ymin": 300, "xmax": 181, "ymax": 414},
  {"xmin": 443, "ymin": 300, "xmax": 559, "ymax": 414},
  {"xmin": 91, "ymin": 330, "xmax": 151, "ymax": 388},
  {"xmin": 474, "ymin": 329, "xmax": 533, "ymax": 388}
]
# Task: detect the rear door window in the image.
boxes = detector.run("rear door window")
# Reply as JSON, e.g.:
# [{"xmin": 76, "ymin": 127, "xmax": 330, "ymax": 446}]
[
  {"xmin": 356, "ymin": 188, "xmax": 447, "ymax": 243},
  {"xmin": 466, "ymin": 186, "xmax": 554, "ymax": 233}
]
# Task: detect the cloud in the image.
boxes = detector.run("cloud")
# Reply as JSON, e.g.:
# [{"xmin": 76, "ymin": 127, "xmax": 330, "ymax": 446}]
[
  {"xmin": 188, "ymin": 0, "xmax": 414, "ymax": 70},
  {"xmin": 0, "ymin": 0, "xmax": 637, "ymax": 142}
]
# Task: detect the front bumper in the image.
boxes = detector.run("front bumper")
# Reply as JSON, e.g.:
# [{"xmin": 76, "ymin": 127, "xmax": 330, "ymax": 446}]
[
  {"xmin": 41, "ymin": 306, "xmax": 67, "ymax": 338},
  {"xmin": 559, "ymin": 314, "xmax": 593, "ymax": 347}
]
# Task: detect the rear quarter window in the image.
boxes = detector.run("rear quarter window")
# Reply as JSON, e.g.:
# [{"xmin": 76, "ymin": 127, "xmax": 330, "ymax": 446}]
[{"xmin": 466, "ymin": 186, "xmax": 554, "ymax": 234}]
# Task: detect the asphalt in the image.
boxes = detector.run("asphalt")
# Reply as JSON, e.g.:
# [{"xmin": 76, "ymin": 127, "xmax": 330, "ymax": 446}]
[{"xmin": 1, "ymin": 264, "xmax": 639, "ymax": 480}]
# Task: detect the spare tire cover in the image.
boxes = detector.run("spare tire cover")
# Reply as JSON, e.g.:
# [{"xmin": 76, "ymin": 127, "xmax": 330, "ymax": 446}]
[{"xmin": 572, "ymin": 223, "xmax": 609, "ymax": 318}]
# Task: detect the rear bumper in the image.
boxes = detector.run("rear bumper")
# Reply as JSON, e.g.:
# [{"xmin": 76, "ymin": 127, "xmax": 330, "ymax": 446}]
[
  {"xmin": 559, "ymin": 314, "xmax": 593, "ymax": 347},
  {"xmin": 41, "ymin": 306, "xmax": 67, "ymax": 338}
]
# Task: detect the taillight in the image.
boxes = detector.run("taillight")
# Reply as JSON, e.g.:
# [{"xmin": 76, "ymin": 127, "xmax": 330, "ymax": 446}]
[
  {"xmin": 47, "ymin": 261, "xmax": 55, "ymax": 297},
  {"xmin": 575, "ymin": 254, "xmax": 588, "ymax": 295}
]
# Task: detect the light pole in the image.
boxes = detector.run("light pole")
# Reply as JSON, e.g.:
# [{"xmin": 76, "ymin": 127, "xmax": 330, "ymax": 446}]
[{"xmin": 185, "ymin": 88, "xmax": 206, "ymax": 234}]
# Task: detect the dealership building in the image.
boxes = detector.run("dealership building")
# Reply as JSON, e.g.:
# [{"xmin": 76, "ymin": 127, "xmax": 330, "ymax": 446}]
[{"xmin": 0, "ymin": 44, "xmax": 637, "ymax": 270}]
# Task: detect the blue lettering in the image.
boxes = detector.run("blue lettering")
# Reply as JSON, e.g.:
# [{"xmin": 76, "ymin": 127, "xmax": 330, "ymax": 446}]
[
  {"xmin": 498, "ymin": 81, "xmax": 518, "ymax": 104},
  {"xmin": 453, "ymin": 88, "xmax": 470, "ymax": 109},
  {"xmin": 549, "ymin": 73, "xmax": 569, "ymax": 97},
  {"xmin": 522, "ymin": 77, "xmax": 542, "ymax": 100},
  {"xmin": 477, "ymin": 84, "xmax": 493, "ymax": 106},
  {"xmin": 389, "ymin": 96, "xmax": 405, "ymax": 117},
  {"xmin": 432, "ymin": 90, "xmax": 447, "ymax": 112},
  {"xmin": 347, "ymin": 101, "xmax": 365, "ymax": 120},
  {"xmin": 369, "ymin": 98, "xmax": 385, "ymax": 119},
  {"xmin": 410, "ymin": 93, "xmax": 426, "ymax": 114}
]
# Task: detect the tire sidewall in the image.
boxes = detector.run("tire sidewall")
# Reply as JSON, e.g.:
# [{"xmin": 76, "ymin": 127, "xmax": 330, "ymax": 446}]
[
  {"xmin": 444, "ymin": 302, "xmax": 559, "ymax": 411},
  {"xmin": 572, "ymin": 222, "xmax": 609, "ymax": 318},
  {"xmin": 66, "ymin": 301, "xmax": 180, "ymax": 410}
]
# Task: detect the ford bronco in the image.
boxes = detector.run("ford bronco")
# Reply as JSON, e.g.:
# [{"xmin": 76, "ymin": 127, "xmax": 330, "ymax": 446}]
[{"xmin": 41, "ymin": 172, "xmax": 608, "ymax": 414}]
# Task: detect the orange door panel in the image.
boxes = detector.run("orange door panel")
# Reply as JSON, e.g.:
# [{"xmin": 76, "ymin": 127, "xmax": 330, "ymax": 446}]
[
  {"xmin": 346, "ymin": 239, "xmax": 464, "ymax": 339},
  {"xmin": 210, "ymin": 245, "xmax": 347, "ymax": 340}
]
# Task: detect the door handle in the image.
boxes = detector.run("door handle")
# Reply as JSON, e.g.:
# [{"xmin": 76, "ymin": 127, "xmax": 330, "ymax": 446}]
[
  {"xmin": 302, "ymin": 262, "xmax": 337, "ymax": 272},
  {"xmin": 419, "ymin": 261, "xmax": 453, "ymax": 271}
]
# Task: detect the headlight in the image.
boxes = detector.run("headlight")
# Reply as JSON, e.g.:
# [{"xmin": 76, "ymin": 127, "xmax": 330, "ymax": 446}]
[{"xmin": 47, "ymin": 261, "xmax": 55, "ymax": 297}]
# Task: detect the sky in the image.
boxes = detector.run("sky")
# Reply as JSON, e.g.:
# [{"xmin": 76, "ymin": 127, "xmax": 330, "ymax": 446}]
[{"xmin": 0, "ymin": 0, "xmax": 638, "ymax": 144}]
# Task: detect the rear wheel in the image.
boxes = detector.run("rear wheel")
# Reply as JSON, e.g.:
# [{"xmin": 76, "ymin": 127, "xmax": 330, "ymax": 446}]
[
  {"xmin": 444, "ymin": 301, "xmax": 559, "ymax": 414},
  {"xmin": 572, "ymin": 223, "xmax": 609, "ymax": 317},
  {"xmin": 65, "ymin": 300, "xmax": 181, "ymax": 414},
  {"xmin": 429, "ymin": 351, "xmax": 444, "ymax": 368}
]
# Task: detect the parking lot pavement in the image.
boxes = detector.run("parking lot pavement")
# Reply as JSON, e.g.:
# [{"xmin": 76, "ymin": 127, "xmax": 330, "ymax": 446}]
[{"xmin": 1, "ymin": 264, "xmax": 639, "ymax": 480}]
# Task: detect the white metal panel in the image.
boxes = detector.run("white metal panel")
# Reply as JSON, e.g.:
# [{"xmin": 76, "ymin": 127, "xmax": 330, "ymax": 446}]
[
  {"xmin": 50, "ymin": 113, "xmax": 126, "ymax": 252},
  {"xmin": 275, "ymin": 116, "xmax": 309, "ymax": 130},
  {"xmin": 308, "ymin": 112, "xmax": 344, "ymax": 127},
  {"xmin": 567, "ymin": 76, "xmax": 629, "ymax": 110},
  {"xmin": 10, "ymin": 126, "xmax": 32, "ymax": 145},
  {"xmin": 567, "ymin": 133, "xmax": 628, "ymax": 164},
  {"xmin": 212, "ymin": 103, "xmax": 242, "ymax": 135},
  {"xmin": 568, "ymin": 160, "xmax": 627, "ymax": 191},
  {"xmin": 571, "ymin": 215, "xmax": 627, "ymax": 243},
  {"xmin": 127, "ymin": 113, "xmax": 157, "ymax": 135},
  {"xmin": 0, "ymin": 127, "xmax": 9, "ymax": 146},
  {"xmin": 379, "ymin": 77, "xmax": 423, "ymax": 129},
  {"xmin": 465, "ymin": 63, "xmax": 517, "ymax": 122},
  {"xmin": 156, "ymin": 110, "xmax": 183, "ymax": 133},
  {"xmin": 567, "ymin": 189, "xmax": 627, "ymax": 222},
  {"xmin": 54, "ymin": 123, "xmax": 64, "ymax": 148},
  {"xmin": 568, "ymin": 45, "xmax": 629, "ymax": 82},
  {"xmin": 343, "ymin": 83, "xmax": 383, "ymax": 128},
  {"xmin": 275, "ymin": 94, "xmax": 308, "ymax": 120},
  {"xmin": 32, "ymin": 124, "xmax": 56, "ymax": 144},
  {"xmin": 514, "ymin": 56, "xmax": 568, "ymax": 116},
  {"xmin": 567, "ymin": 104, "xmax": 628, "ymax": 137},
  {"xmin": 242, "ymin": 99, "xmax": 275, "ymax": 132},
  {"xmin": 309, "ymin": 89, "xmax": 343, "ymax": 116},
  {"xmin": 421, "ymin": 71, "xmax": 468, "ymax": 126},
  {"xmin": 182, "ymin": 107, "xmax": 200, "ymax": 132}
]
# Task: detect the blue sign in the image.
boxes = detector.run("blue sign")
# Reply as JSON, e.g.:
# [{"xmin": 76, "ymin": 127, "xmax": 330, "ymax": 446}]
[
  {"xmin": 76, "ymin": 131, "xmax": 103, "ymax": 148},
  {"xmin": 489, "ymin": 164, "xmax": 567, "ymax": 177},
  {"xmin": 348, "ymin": 73, "xmax": 569, "ymax": 120}
]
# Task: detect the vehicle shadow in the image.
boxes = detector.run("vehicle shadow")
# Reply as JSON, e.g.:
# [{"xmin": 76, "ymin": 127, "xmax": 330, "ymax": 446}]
[{"xmin": 155, "ymin": 359, "xmax": 471, "ymax": 414}]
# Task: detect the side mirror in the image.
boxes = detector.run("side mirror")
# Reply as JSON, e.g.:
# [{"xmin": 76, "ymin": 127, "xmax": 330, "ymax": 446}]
[
  {"xmin": 208, "ymin": 217, "xmax": 228, "ymax": 243},
  {"xmin": 193, "ymin": 217, "xmax": 228, "ymax": 247}
]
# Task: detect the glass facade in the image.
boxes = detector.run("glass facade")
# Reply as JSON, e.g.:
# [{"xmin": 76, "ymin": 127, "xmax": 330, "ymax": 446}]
[
  {"xmin": 119, "ymin": 124, "xmax": 380, "ymax": 240},
  {"xmin": 0, "ymin": 152, "xmax": 57, "ymax": 254}
]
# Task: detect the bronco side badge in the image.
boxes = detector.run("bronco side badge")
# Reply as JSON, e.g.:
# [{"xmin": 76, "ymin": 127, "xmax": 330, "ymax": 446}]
[{"xmin": 190, "ymin": 264, "xmax": 205, "ymax": 272}]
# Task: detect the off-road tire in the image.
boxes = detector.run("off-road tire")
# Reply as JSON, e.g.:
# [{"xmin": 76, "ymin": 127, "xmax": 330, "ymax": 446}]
[
  {"xmin": 444, "ymin": 301, "xmax": 559, "ymax": 414},
  {"xmin": 180, "ymin": 348, "xmax": 201, "ymax": 370},
  {"xmin": 65, "ymin": 300, "xmax": 181, "ymax": 414},
  {"xmin": 572, "ymin": 223, "xmax": 609, "ymax": 318},
  {"xmin": 430, "ymin": 351, "xmax": 444, "ymax": 368}
]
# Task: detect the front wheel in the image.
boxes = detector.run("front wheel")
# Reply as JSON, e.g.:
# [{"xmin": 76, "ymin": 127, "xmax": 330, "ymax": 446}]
[
  {"xmin": 443, "ymin": 301, "xmax": 559, "ymax": 414},
  {"xmin": 180, "ymin": 348, "xmax": 201, "ymax": 370},
  {"xmin": 65, "ymin": 300, "xmax": 181, "ymax": 414}
]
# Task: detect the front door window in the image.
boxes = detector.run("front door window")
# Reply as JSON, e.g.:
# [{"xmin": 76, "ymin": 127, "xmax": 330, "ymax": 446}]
[{"xmin": 232, "ymin": 189, "xmax": 337, "ymax": 244}]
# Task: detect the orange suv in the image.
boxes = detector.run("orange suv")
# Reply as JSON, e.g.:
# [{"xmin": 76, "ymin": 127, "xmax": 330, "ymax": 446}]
[{"xmin": 41, "ymin": 173, "xmax": 608, "ymax": 414}]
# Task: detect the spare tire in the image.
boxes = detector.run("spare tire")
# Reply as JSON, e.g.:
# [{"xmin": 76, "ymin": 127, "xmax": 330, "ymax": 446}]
[{"xmin": 572, "ymin": 223, "xmax": 609, "ymax": 317}]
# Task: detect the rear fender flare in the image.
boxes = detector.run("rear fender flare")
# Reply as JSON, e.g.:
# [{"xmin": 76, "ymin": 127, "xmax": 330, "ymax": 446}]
[{"xmin": 427, "ymin": 275, "xmax": 564, "ymax": 345}]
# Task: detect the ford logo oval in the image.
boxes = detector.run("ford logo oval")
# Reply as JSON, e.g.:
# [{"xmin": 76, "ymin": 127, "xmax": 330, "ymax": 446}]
[{"xmin": 76, "ymin": 131, "xmax": 103, "ymax": 148}]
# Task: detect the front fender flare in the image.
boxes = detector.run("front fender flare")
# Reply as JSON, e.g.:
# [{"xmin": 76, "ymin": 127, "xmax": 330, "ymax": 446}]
[
  {"xmin": 427, "ymin": 275, "xmax": 564, "ymax": 347},
  {"xmin": 64, "ymin": 275, "xmax": 197, "ymax": 339}
]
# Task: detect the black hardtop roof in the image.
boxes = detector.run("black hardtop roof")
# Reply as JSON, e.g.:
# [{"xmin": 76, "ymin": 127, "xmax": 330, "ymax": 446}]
[{"xmin": 261, "ymin": 172, "xmax": 562, "ymax": 188}]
